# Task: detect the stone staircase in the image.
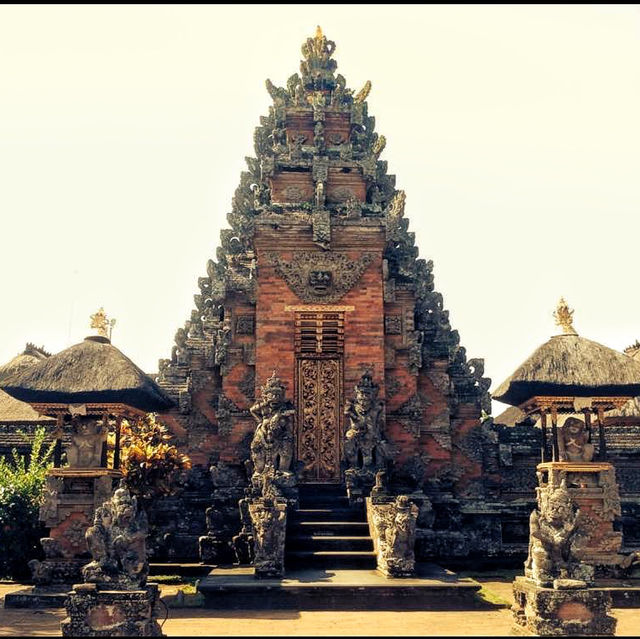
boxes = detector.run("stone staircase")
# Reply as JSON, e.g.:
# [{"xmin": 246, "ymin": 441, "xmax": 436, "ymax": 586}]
[{"xmin": 285, "ymin": 483, "xmax": 377, "ymax": 571}]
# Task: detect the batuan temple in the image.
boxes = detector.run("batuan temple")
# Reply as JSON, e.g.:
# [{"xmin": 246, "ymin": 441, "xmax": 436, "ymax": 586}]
[{"xmin": 1, "ymin": 29, "xmax": 640, "ymax": 630}]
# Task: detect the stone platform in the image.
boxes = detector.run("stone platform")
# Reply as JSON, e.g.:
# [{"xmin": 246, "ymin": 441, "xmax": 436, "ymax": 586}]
[
  {"xmin": 4, "ymin": 585, "xmax": 71, "ymax": 608},
  {"xmin": 197, "ymin": 563, "xmax": 482, "ymax": 610}
]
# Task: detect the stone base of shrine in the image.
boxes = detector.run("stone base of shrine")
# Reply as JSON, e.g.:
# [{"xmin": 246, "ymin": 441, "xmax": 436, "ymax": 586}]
[
  {"xmin": 197, "ymin": 563, "xmax": 482, "ymax": 610},
  {"xmin": 4, "ymin": 584, "xmax": 72, "ymax": 608},
  {"xmin": 511, "ymin": 576, "xmax": 616, "ymax": 636},
  {"xmin": 60, "ymin": 583, "xmax": 164, "ymax": 637}
]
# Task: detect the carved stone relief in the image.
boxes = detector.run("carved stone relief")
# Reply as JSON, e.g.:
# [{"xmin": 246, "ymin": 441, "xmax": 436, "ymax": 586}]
[
  {"xmin": 384, "ymin": 316, "xmax": 402, "ymax": 335},
  {"xmin": 267, "ymin": 251, "xmax": 374, "ymax": 303},
  {"xmin": 235, "ymin": 315, "xmax": 255, "ymax": 335}
]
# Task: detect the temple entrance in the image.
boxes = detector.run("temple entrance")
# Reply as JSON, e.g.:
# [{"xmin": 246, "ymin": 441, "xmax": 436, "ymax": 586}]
[{"xmin": 296, "ymin": 357, "xmax": 343, "ymax": 483}]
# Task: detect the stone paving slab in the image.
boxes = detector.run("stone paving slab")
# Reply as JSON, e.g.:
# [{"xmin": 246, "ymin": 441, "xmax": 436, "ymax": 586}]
[{"xmin": 3, "ymin": 580, "xmax": 640, "ymax": 636}]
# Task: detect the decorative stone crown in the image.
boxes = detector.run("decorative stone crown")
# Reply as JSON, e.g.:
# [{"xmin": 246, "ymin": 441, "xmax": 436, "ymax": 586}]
[
  {"xmin": 260, "ymin": 371, "xmax": 286, "ymax": 396},
  {"xmin": 300, "ymin": 26, "xmax": 338, "ymax": 90},
  {"xmin": 553, "ymin": 297, "xmax": 577, "ymax": 336},
  {"xmin": 355, "ymin": 371, "xmax": 379, "ymax": 397}
]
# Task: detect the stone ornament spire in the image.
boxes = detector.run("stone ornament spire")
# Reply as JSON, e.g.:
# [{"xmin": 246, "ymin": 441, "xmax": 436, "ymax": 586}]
[
  {"xmin": 553, "ymin": 297, "xmax": 577, "ymax": 336},
  {"xmin": 300, "ymin": 25, "xmax": 338, "ymax": 90},
  {"xmin": 89, "ymin": 307, "xmax": 116, "ymax": 340}
]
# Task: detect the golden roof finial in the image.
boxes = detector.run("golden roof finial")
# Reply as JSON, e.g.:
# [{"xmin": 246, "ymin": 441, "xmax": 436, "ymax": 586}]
[
  {"xmin": 553, "ymin": 297, "xmax": 577, "ymax": 335},
  {"xmin": 90, "ymin": 307, "xmax": 116, "ymax": 340},
  {"xmin": 315, "ymin": 25, "xmax": 323, "ymax": 42}
]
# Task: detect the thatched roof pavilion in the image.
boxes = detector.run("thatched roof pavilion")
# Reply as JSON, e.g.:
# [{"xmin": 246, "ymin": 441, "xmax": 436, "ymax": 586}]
[
  {"xmin": 493, "ymin": 298, "xmax": 640, "ymax": 462},
  {"xmin": 0, "ymin": 344, "xmax": 55, "ymax": 425},
  {"xmin": 492, "ymin": 333, "xmax": 640, "ymax": 407},
  {"xmin": 1, "ymin": 335, "xmax": 173, "ymax": 413}
]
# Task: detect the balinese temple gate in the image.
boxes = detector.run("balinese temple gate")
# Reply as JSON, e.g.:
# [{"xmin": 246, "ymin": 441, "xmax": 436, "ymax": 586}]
[{"xmin": 153, "ymin": 27, "xmax": 495, "ymax": 571}]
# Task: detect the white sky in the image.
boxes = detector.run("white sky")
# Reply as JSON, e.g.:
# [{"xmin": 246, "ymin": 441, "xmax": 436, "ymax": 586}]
[{"xmin": 1, "ymin": 5, "xmax": 639, "ymax": 416}]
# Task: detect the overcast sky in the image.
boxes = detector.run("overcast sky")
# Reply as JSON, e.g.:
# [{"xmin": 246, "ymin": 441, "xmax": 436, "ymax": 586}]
[{"xmin": 1, "ymin": 5, "xmax": 639, "ymax": 416}]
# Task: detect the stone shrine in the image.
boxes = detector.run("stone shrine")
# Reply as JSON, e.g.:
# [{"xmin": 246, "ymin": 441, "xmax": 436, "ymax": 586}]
[
  {"xmin": 1, "ymin": 310, "xmax": 172, "ymax": 597},
  {"xmin": 61, "ymin": 484, "xmax": 163, "ymax": 637},
  {"xmin": 494, "ymin": 300, "xmax": 640, "ymax": 635}
]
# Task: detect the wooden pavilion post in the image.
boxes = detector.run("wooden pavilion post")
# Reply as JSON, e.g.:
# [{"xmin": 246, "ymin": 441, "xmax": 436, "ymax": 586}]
[
  {"xmin": 596, "ymin": 405, "xmax": 607, "ymax": 461},
  {"xmin": 54, "ymin": 413, "xmax": 63, "ymax": 468},
  {"xmin": 113, "ymin": 415, "xmax": 122, "ymax": 470},
  {"xmin": 584, "ymin": 410, "xmax": 592, "ymax": 443},
  {"xmin": 550, "ymin": 405, "xmax": 559, "ymax": 462},
  {"xmin": 100, "ymin": 413, "xmax": 109, "ymax": 467},
  {"xmin": 540, "ymin": 410, "xmax": 548, "ymax": 463}
]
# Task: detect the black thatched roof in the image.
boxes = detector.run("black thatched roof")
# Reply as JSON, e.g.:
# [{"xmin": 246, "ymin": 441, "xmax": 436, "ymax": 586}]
[
  {"xmin": 492, "ymin": 334, "xmax": 640, "ymax": 407},
  {"xmin": 0, "ymin": 345, "xmax": 55, "ymax": 424},
  {"xmin": 1, "ymin": 336, "xmax": 173, "ymax": 412},
  {"xmin": 0, "ymin": 345, "xmax": 50, "ymax": 385}
]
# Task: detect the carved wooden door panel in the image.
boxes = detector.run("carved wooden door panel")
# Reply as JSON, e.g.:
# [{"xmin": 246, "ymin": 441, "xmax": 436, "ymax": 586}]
[{"xmin": 296, "ymin": 357, "xmax": 342, "ymax": 483}]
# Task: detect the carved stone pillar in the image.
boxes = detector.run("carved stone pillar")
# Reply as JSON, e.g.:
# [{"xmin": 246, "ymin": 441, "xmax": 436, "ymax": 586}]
[
  {"xmin": 367, "ymin": 495, "xmax": 419, "ymax": 577},
  {"xmin": 248, "ymin": 497, "xmax": 287, "ymax": 579}
]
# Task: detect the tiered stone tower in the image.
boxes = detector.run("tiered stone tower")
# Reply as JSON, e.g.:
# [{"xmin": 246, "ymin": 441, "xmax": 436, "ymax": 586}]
[{"xmin": 154, "ymin": 27, "xmax": 495, "ymax": 563}]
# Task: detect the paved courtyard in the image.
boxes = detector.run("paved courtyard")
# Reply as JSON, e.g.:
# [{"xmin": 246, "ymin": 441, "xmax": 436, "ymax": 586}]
[{"xmin": 2, "ymin": 577, "xmax": 640, "ymax": 636}]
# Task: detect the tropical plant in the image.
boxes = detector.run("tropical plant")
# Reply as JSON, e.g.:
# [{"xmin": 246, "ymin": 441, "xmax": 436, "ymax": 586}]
[
  {"xmin": 0, "ymin": 427, "xmax": 55, "ymax": 579},
  {"xmin": 118, "ymin": 413, "xmax": 191, "ymax": 510}
]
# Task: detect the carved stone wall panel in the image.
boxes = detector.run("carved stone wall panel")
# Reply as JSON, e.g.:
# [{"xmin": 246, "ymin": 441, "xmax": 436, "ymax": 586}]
[
  {"xmin": 384, "ymin": 315, "xmax": 402, "ymax": 335},
  {"xmin": 324, "ymin": 112, "xmax": 351, "ymax": 146},
  {"xmin": 267, "ymin": 251, "xmax": 374, "ymax": 303},
  {"xmin": 326, "ymin": 169, "xmax": 366, "ymax": 203},
  {"xmin": 270, "ymin": 172, "xmax": 314, "ymax": 204},
  {"xmin": 235, "ymin": 315, "xmax": 255, "ymax": 335}
]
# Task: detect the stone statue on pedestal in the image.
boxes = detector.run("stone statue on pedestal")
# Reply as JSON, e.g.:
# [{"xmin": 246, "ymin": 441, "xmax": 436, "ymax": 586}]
[
  {"xmin": 81, "ymin": 484, "xmax": 149, "ymax": 589},
  {"xmin": 344, "ymin": 372, "xmax": 389, "ymax": 502},
  {"xmin": 369, "ymin": 495, "xmax": 419, "ymax": 577},
  {"xmin": 66, "ymin": 417, "xmax": 108, "ymax": 468},
  {"xmin": 558, "ymin": 416, "xmax": 595, "ymax": 463},
  {"xmin": 248, "ymin": 372, "xmax": 296, "ymax": 500},
  {"xmin": 61, "ymin": 483, "xmax": 162, "ymax": 637}
]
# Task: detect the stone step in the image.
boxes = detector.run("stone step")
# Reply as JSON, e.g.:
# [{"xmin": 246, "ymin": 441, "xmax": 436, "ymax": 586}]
[
  {"xmin": 286, "ymin": 550, "xmax": 377, "ymax": 570},
  {"xmin": 293, "ymin": 521, "xmax": 370, "ymax": 536},
  {"xmin": 198, "ymin": 564, "xmax": 484, "ymax": 611},
  {"xmin": 289, "ymin": 508, "xmax": 366, "ymax": 522},
  {"xmin": 287, "ymin": 535, "xmax": 374, "ymax": 552},
  {"xmin": 298, "ymin": 482, "xmax": 345, "ymax": 492},
  {"xmin": 299, "ymin": 495, "xmax": 351, "ymax": 508}
]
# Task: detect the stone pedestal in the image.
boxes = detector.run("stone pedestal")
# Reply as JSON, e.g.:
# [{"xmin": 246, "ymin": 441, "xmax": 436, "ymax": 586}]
[
  {"xmin": 31, "ymin": 469, "xmax": 121, "ymax": 585},
  {"xmin": 345, "ymin": 468, "xmax": 375, "ymax": 505},
  {"xmin": 367, "ymin": 495, "xmax": 418, "ymax": 578},
  {"xmin": 248, "ymin": 498, "xmax": 287, "ymax": 579},
  {"xmin": 61, "ymin": 583, "xmax": 163, "ymax": 637},
  {"xmin": 512, "ymin": 576, "xmax": 616, "ymax": 636},
  {"xmin": 536, "ymin": 462, "xmax": 622, "ymax": 576}
]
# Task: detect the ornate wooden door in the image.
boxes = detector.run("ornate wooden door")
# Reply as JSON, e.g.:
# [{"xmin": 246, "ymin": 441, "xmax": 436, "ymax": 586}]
[{"xmin": 296, "ymin": 357, "xmax": 342, "ymax": 483}]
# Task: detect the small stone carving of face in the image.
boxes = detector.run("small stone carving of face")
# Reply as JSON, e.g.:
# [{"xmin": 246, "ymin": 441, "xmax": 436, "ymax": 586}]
[
  {"xmin": 265, "ymin": 387, "xmax": 284, "ymax": 410},
  {"xmin": 565, "ymin": 417, "xmax": 584, "ymax": 437},
  {"xmin": 309, "ymin": 270, "xmax": 333, "ymax": 295}
]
